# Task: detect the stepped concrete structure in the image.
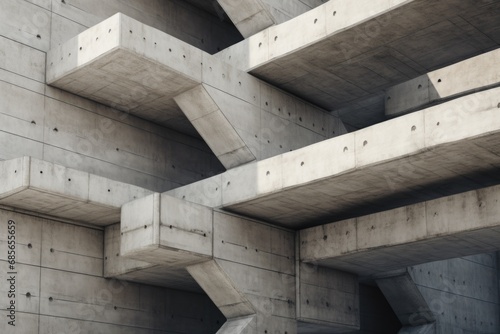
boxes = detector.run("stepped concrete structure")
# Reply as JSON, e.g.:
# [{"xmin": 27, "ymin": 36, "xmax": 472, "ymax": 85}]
[{"xmin": 1, "ymin": 0, "xmax": 499, "ymax": 333}]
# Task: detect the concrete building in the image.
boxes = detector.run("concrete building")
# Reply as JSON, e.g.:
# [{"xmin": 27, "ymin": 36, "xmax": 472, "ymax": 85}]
[{"xmin": 1, "ymin": 0, "xmax": 499, "ymax": 333}]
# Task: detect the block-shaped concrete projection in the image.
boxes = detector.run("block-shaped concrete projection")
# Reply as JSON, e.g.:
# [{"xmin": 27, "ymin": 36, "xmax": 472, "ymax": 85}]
[
  {"xmin": 300, "ymin": 183, "xmax": 500, "ymax": 276},
  {"xmin": 104, "ymin": 223, "xmax": 202, "ymax": 292},
  {"xmin": 120, "ymin": 193, "xmax": 212, "ymax": 267},
  {"xmin": 168, "ymin": 86, "xmax": 500, "ymax": 228},
  {"xmin": 0, "ymin": 156, "xmax": 152, "ymax": 225},
  {"xmin": 47, "ymin": 13, "xmax": 346, "ymax": 170},
  {"xmin": 375, "ymin": 272, "xmax": 435, "ymax": 327},
  {"xmin": 386, "ymin": 48, "xmax": 500, "ymax": 116}
]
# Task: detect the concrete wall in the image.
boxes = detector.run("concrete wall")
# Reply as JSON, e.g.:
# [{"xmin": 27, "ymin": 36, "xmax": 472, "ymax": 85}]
[
  {"xmin": 409, "ymin": 254, "xmax": 500, "ymax": 333},
  {"xmin": 0, "ymin": 208, "xmax": 225, "ymax": 333},
  {"xmin": 0, "ymin": 0, "xmax": 228, "ymax": 192}
]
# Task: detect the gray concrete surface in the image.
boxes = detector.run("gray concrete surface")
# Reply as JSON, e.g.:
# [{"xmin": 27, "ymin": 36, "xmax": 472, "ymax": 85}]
[
  {"xmin": 217, "ymin": 0, "xmax": 500, "ymax": 129},
  {"xmin": 47, "ymin": 13, "xmax": 346, "ymax": 169},
  {"xmin": 300, "ymin": 184, "xmax": 500, "ymax": 276},
  {"xmin": 386, "ymin": 48, "xmax": 500, "ymax": 116},
  {"xmin": 0, "ymin": 156, "xmax": 152, "ymax": 225},
  {"xmin": 168, "ymin": 86, "xmax": 500, "ymax": 228}
]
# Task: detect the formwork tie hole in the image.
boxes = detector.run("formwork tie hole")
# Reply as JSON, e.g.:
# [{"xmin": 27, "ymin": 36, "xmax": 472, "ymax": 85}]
[
  {"xmin": 333, "ymin": 11, "xmax": 337, "ymax": 16},
  {"xmin": 301, "ymin": 161, "xmax": 305, "ymax": 166},
  {"xmin": 266, "ymin": 171, "xmax": 270, "ymax": 176},
  {"xmin": 28, "ymin": 243, "xmax": 32, "ymax": 248},
  {"xmin": 343, "ymin": 146, "xmax": 348, "ymax": 152},
  {"xmin": 36, "ymin": 34, "xmax": 41, "ymax": 39},
  {"xmin": 26, "ymin": 292, "xmax": 31, "ymax": 298},
  {"xmin": 314, "ymin": 18, "xmax": 318, "ymax": 24},
  {"xmin": 411, "ymin": 125, "xmax": 416, "ymax": 131},
  {"xmin": 363, "ymin": 140, "xmax": 368, "ymax": 146},
  {"xmin": 68, "ymin": 178, "xmax": 71, "ymax": 181}
]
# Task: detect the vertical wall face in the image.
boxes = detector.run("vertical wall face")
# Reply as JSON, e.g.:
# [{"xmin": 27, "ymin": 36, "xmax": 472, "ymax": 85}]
[
  {"xmin": 0, "ymin": 0, "xmax": 229, "ymax": 192},
  {"xmin": 0, "ymin": 208, "xmax": 224, "ymax": 333},
  {"xmin": 409, "ymin": 254, "xmax": 500, "ymax": 333}
]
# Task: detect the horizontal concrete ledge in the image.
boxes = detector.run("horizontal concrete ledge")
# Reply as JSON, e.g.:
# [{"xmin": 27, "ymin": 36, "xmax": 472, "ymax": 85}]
[
  {"xmin": 46, "ymin": 13, "xmax": 201, "ymax": 127},
  {"xmin": 168, "ymin": 87, "xmax": 500, "ymax": 228},
  {"xmin": 300, "ymin": 184, "xmax": 500, "ymax": 277},
  {"xmin": 386, "ymin": 48, "xmax": 500, "ymax": 116},
  {"xmin": 0, "ymin": 156, "xmax": 152, "ymax": 226}
]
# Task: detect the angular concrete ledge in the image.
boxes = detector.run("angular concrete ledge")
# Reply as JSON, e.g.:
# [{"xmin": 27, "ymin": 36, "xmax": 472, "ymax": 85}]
[
  {"xmin": 120, "ymin": 193, "xmax": 213, "ymax": 267},
  {"xmin": 0, "ymin": 156, "xmax": 152, "ymax": 225},
  {"xmin": 300, "ymin": 184, "xmax": 500, "ymax": 276},
  {"xmin": 168, "ymin": 87, "xmax": 500, "ymax": 228},
  {"xmin": 47, "ymin": 13, "xmax": 345, "ymax": 169},
  {"xmin": 46, "ymin": 13, "xmax": 201, "ymax": 125},
  {"xmin": 386, "ymin": 48, "xmax": 500, "ymax": 116}
]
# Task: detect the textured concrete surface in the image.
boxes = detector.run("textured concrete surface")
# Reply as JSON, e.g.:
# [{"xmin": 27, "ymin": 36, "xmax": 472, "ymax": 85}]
[
  {"xmin": 386, "ymin": 48, "xmax": 500, "ymax": 116},
  {"xmin": 217, "ymin": 0, "xmax": 500, "ymax": 129},
  {"xmin": 47, "ymin": 13, "xmax": 346, "ymax": 169},
  {"xmin": 0, "ymin": 209, "xmax": 225, "ymax": 334},
  {"xmin": 0, "ymin": 156, "xmax": 152, "ymax": 225},
  {"xmin": 301, "ymin": 184, "xmax": 500, "ymax": 276},
  {"xmin": 169, "ymin": 86, "xmax": 500, "ymax": 228}
]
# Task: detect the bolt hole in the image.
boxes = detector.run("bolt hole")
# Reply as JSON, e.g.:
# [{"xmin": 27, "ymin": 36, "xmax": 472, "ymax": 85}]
[
  {"xmin": 109, "ymin": 29, "xmax": 111, "ymax": 33},
  {"xmin": 96, "ymin": 37, "xmax": 98, "ymax": 41},
  {"xmin": 274, "ymin": 36, "xmax": 278, "ymax": 41},
  {"xmin": 114, "ymin": 306, "xmax": 117, "ymax": 310},
  {"xmin": 238, "ymin": 81, "xmax": 241, "ymax": 86},
  {"xmin": 314, "ymin": 18, "xmax": 318, "ymax": 24},
  {"xmin": 49, "ymin": 297, "xmax": 53, "ymax": 302},
  {"xmin": 266, "ymin": 171, "xmax": 270, "ymax": 176},
  {"xmin": 497, "ymin": 102, "xmax": 500, "ymax": 108},
  {"xmin": 411, "ymin": 125, "xmax": 416, "ymax": 131},
  {"xmin": 50, "ymin": 248, "xmax": 54, "ymax": 253},
  {"xmin": 343, "ymin": 147, "xmax": 348, "ymax": 153},
  {"xmin": 40, "ymin": 171, "xmax": 43, "ymax": 174},
  {"xmin": 143, "ymin": 37, "xmax": 146, "ymax": 41},
  {"xmin": 258, "ymin": 42, "xmax": 262, "ymax": 47},
  {"xmin": 436, "ymin": 122, "xmax": 440, "ymax": 126},
  {"xmin": 333, "ymin": 11, "xmax": 337, "ymax": 16},
  {"xmin": 301, "ymin": 161, "xmax": 305, "ymax": 166},
  {"xmin": 68, "ymin": 178, "xmax": 71, "ymax": 182},
  {"xmin": 129, "ymin": 30, "xmax": 132, "ymax": 34},
  {"xmin": 227, "ymin": 181, "xmax": 231, "ymax": 186},
  {"xmin": 323, "ymin": 235, "xmax": 327, "ymax": 240},
  {"xmin": 108, "ymin": 189, "xmax": 111, "ymax": 192},
  {"xmin": 169, "ymin": 48, "xmax": 172, "ymax": 52},
  {"xmin": 438, "ymin": 79, "xmax": 442, "ymax": 83},
  {"xmin": 387, "ymin": 96, "xmax": 391, "ymax": 100},
  {"xmin": 183, "ymin": 55, "xmax": 186, "ymax": 59},
  {"xmin": 28, "ymin": 243, "xmax": 32, "ymax": 249},
  {"xmin": 144, "ymin": 225, "xmax": 147, "ymax": 229},
  {"xmin": 53, "ymin": 127, "xmax": 58, "ymax": 132},
  {"xmin": 299, "ymin": 117, "xmax": 302, "ymax": 122},
  {"xmin": 363, "ymin": 140, "xmax": 368, "ymax": 146},
  {"xmin": 36, "ymin": 34, "xmax": 41, "ymax": 39},
  {"xmin": 79, "ymin": 47, "xmax": 82, "ymax": 51}
]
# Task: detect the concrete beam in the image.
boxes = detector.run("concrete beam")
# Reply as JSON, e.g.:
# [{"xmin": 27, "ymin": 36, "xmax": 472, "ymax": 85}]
[
  {"xmin": 120, "ymin": 193, "xmax": 212, "ymax": 267},
  {"xmin": 168, "ymin": 86, "xmax": 500, "ymax": 228},
  {"xmin": 217, "ymin": 0, "xmax": 325, "ymax": 38},
  {"xmin": 47, "ymin": 13, "xmax": 346, "ymax": 169},
  {"xmin": 300, "ymin": 184, "xmax": 500, "ymax": 276},
  {"xmin": 116, "ymin": 193, "xmax": 359, "ymax": 332},
  {"xmin": 375, "ymin": 272, "xmax": 435, "ymax": 327},
  {"xmin": 0, "ymin": 156, "xmax": 152, "ymax": 225},
  {"xmin": 386, "ymin": 48, "xmax": 500, "ymax": 116}
]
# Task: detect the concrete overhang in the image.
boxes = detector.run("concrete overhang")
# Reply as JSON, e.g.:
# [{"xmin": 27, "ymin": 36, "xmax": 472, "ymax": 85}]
[
  {"xmin": 300, "ymin": 183, "xmax": 500, "ymax": 277},
  {"xmin": 0, "ymin": 156, "xmax": 152, "ymax": 226},
  {"xmin": 168, "ymin": 87, "xmax": 500, "ymax": 229},
  {"xmin": 46, "ymin": 13, "xmax": 201, "ymax": 129},
  {"xmin": 217, "ymin": 0, "xmax": 500, "ymax": 128}
]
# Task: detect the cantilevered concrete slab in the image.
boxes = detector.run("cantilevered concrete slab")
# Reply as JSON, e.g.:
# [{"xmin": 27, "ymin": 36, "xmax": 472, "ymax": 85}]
[
  {"xmin": 386, "ymin": 48, "xmax": 500, "ymax": 116},
  {"xmin": 217, "ymin": 0, "xmax": 500, "ymax": 128},
  {"xmin": 114, "ymin": 192, "xmax": 360, "ymax": 333},
  {"xmin": 47, "ymin": 13, "xmax": 345, "ymax": 169},
  {"xmin": 168, "ymin": 87, "xmax": 500, "ymax": 228},
  {"xmin": 0, "ymin": 156, "xmax": 152, "ymax": 225},
  {"xmin": 300, "ymin": 184, "xmax": 500, "ymax": 277}
]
